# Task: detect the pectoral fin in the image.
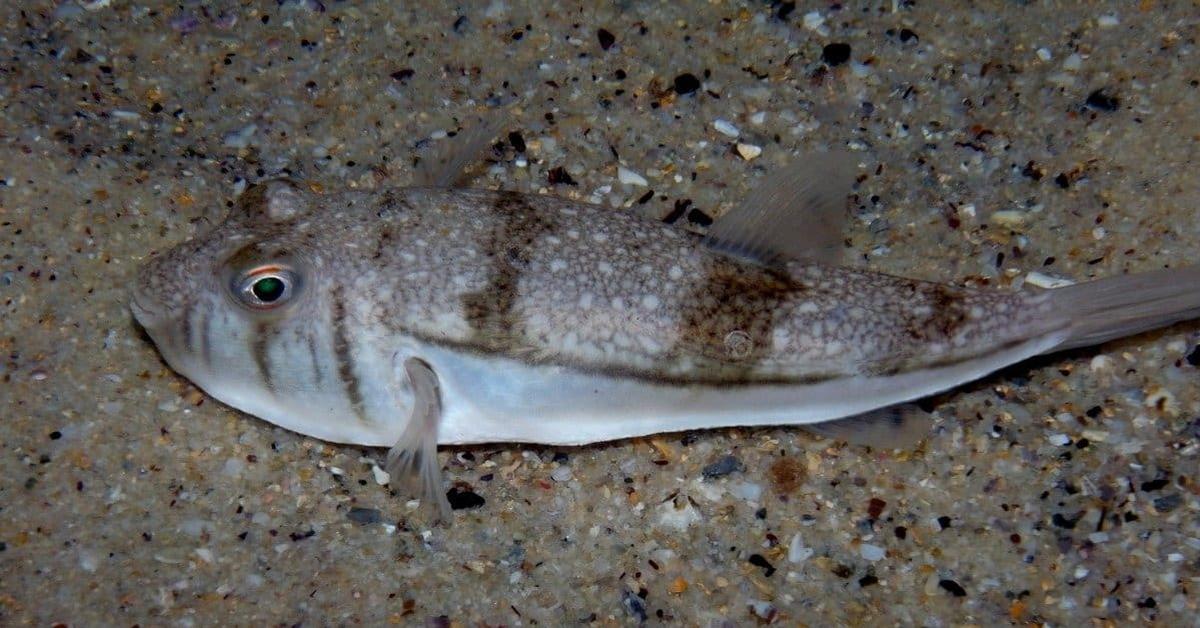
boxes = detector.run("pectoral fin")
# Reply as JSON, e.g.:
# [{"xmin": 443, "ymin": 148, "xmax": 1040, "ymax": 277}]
[
  {"xmin": 411, "ymin": 110, "xmax": 509, "ymax": 188},
  {"xmin": 703, "ymin": 150, "xmax": 856, "ymax": 266},
  {"xmin": 802, "ymin": 404, "xmax": 933, "ymax": 450},
  {"xmin": 386, "ymin": 357, "xmax": 452, "ymax": 520}
]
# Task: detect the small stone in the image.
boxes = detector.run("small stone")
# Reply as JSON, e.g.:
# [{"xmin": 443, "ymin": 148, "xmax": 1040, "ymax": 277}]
[
  {"xmin": 597, "ymin": 28, "xmax": 615, "ymax": 51},
  {"xmin": 617, "ymin": 166, "xmax": 648, "ymax": 186},
  {"xmin": 1047, "ymin": 433, "xmax": 1071, "ymax": 446},
  {"xmin": 447, "ymin": 487, "xmax": 486, "ymax": 510},
  {"xmin": 712, "ymin": 118, "xmax": 740, "ymax": 137},
  {"xmin": 702, "ymin": 455, "xmax": 743, "ymax": 479},
  {"xmin": 991, "ymin": 210, "xmax": 1026, "ymax": 228},
  {"xmin": 821, "ymin": 43, "xmax": 851, "ymax": 66},
  {"xmin": 1025, "ymin": 271, "xmax": 1075, "ymax": 289},
  {"xmin": 550, "ymin": 466, "xmax": 573, "ymax": 482},
  {"xmin": 1085, "ymin": 89, "xmax": 1119, "ymax": 112},
  {"xmin": 735, "ymin": 143, "xmax": 762, "ymax": 160},
  {"xmin": 859, "ymin": 544, "xmax": 885, "ymax": 561},
  {"xmin": 1097, "ymin": 14, "xmax": 1119, "ymax": 27},
  {"xmin": 1184, "ymin": 345, "xmax": 1200, "ymax": 367},
  {"xmin": 347, "ymin": 507, "xmax": 382, "ymax": 525},
  {"xmin": 390, "ymin": 68, "xmax": 415, "ymax": 82},
  {"xmin": 748, "ymin": 553, "xmax": 776, "ymax": 577},
  {"xmin": 1036, "ymin": 47, "xmax": 1052, "ymax": 61},
  {"xmin": 788, "ymin": 533, "xmax": 814, "ymax": 563},
  {"xmin": 1153, "ymin": 494, "xmax": 1182, "ymax": 513},
  {"xmin": 673, "ymin": 73, "xmax": 701, "ymax": 95},
  {"xmin": 939, "ymin": 579, "xmax": 967, "ymax": 597},
  {"xmin": 1063, "ymin": 53, "xmax": 1082, "ymax": 71}
]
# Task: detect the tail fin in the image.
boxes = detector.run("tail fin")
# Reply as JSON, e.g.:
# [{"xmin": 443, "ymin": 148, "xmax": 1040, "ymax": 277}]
[{"xmin": 1048, "ymin": 266, "xmax": 1200, "ymax": 351}]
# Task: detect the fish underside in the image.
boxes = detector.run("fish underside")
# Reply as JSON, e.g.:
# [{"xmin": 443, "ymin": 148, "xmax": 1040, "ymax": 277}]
[{"xmin": 131, "ymin": 113, "xmax": 1200, "ymax": 516}]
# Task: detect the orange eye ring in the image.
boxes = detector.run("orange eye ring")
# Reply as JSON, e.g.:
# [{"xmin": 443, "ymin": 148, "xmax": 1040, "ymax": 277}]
[{"xmin": 233, "ymin": 265, "xmax": 299, "ymax": 310}]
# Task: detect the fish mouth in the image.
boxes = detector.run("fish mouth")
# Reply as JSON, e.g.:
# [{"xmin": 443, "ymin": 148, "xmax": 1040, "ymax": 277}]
[{"xmin": 129, "ymin": 291, "xmax": 163, "ymax": 329}]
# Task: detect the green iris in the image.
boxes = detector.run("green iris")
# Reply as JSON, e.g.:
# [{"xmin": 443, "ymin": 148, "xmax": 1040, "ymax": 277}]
[{"xmin": 251, "ymin": 276, "xmax": 286, "ymax": 303}]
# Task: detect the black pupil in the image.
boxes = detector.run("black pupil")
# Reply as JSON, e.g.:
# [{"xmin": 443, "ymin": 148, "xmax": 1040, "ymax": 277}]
[{"xmin": 251, "ymin": 276, "xmax": 285, "ymax": 302}]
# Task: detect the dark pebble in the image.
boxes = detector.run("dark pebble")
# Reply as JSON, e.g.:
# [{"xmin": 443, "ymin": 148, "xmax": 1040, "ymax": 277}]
[
  {"xmin": 507, "ymin": 131, "xmax": 526, "ymax": 153},
  {"xmin": 452, "ymin": 16, "xmax": 469, "ymax": 32},
  {"xmin": 1051, "ymin": 512, "xmax": 1081, "ymax": 529},
  {"xmin": 1085, "ymin": 88, "xmax": 1119, "ymax": 112},
  {"xmin": 551, "ymin": 451, "xmax": 570, "ymax": 463},
  {"xmin": 937, "ymin": 515, "xmax": 952, "ymax": 530},
  {"xmin": 899, "ymin": 28, "xmax": 918, "ymax": 43},
  {"xmin": 822, "ymin": 43, "xmax": 852, "ymax": 66},
  {"xmin": 447, "ymin": 487, "xmax": 486, "ymax": 510},
  {"xmin": 346, "ymin": 507, "xmax": 382, "ymax": 525},
  {"xmin": 1054, "ymin": 173, "xmax": 1070, "ymax": 189},
  {"xmin": 867, "ymin": 498, "xmax": 886, "ymax": 519},
  {"xmin": 597, "ymin": 28, "xmax": 616, "ymax": 51},
  {"xmin": 1153, "ymin": 493, "xmax": 1182, "ymax": 513},
  {"xmin": 831, "ymin": 563, "xmax": 853, "ymax": 578},
  {"xmin": 673, "ymin": 73, "xmax": 701, "ymax": 95},
  {"xmin": 390, "ymin": 68, "xmax": 415, "ymax": 82},
  {"xmin": 894, "ymin": 526, "xmax": 907, "ymax": 540},
  {"xmin": 686, "ymin": 208, "xmax": 713, "ymax": 227},
  {"xmin": 1138, "ymin": 597, "xmax": 1157, "ymax": 609},
  {"xmin": 548, "ymin": 166, "xmax": 577, "ymax": 186},
  {"xmin": 1186, "ymin": 345, "xmax": 1200, "ymax": 367},
  {"xmin": 621, "ymin": 588, "xmax": 648, "ymax": 622},
  {"xmin": 702, "ymin": 454, "xmax": 743, "ymax": 479},
  {"xmin": 73, "ymin": 48, "xmax": 94, "ymax": 63},
  {"xmin": 776, "ymin": 2, "xmax": 796, "ymax": 20},
  {"xmin": 49, "ymin": 430, "xmax": 62, "ymax": 440},
  {"xmin": 1140, "ymin": 476, "xmax": 1169, "ymax": 492},
  {"xmin": 939, "ymin": 579, "xmax": 967, "ymax": 597},
  {"xmin": 748, "ymin": 554, "xmax": 776, "ymax": 577},
  {"xmin": 858, "ymin": 574, "xmax": 879, "ymax": 587},
  {"xmin": 289, "ymin": 529, "xmax": 316, "ymax": 542}
]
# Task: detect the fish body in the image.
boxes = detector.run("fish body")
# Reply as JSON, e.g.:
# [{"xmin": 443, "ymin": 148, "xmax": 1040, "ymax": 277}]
[
  {"xmin": 133, "ymin": 184, "xmax": 1064, "ymax": 445},
  {"xmin": 131, "ymin": 130, "xmax": 1200, "ymax": 515}
]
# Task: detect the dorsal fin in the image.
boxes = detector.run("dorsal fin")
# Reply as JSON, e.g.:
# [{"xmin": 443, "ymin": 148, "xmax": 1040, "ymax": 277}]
[
  {"xmin": 411, "ymin": 110, "xmax": 510, "ymax": 188},
  {"xmin": 703, "ymin": 150, "xmax": 856, "ymax": 266}
]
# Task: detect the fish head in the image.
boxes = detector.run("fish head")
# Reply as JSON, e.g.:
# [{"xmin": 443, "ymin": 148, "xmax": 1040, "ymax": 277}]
[{"xmin": 131, "ymin": 181, "xmax": 375, "ymax": 441}]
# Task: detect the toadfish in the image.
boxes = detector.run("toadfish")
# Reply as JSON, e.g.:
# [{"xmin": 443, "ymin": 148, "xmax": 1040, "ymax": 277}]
[{"xmin": 131, "ymin": 116, "xmax": 1200, "ymax": 516}]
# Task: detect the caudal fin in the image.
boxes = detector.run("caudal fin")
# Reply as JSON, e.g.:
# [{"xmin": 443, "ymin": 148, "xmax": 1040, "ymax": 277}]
[{"xmin": 1048, "ymin": 266, "xmax": 1200, "ymax": 351}]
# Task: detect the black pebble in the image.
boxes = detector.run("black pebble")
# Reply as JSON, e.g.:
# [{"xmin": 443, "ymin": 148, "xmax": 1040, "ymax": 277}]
[
  {"xmin": 621, "ymin": 588, "xmax": 648, "ymax": 622},
  {"xmin": 673, "ymin": 73, "xmax": 701, "ymax": 95},
  {"xmin": 939, "ymin": 579, "xmax": 967, "ymax": 597},
  {"xmin": 1085, "ymin": 88, "xmax": 1119, "ymax": 112},
  {"xmin": 686, "ymin": 208, "xmax": 713, "ymax": 227},
  {"xmin": 73, "ymin": 48, "xmax": 94, "ymax": 64},
  {"xmin": 547, "ymin": 167, "xmax": 577, "ymax": 186},
  {"xmin": 858, "ymin": 574, "xmax": 879, "ymax": 587},
  {"xmin": 447, "ymin": 487, "xmax": 486, "ymax": 510},
  {"xmin": 1140, "ymin": 477, "xmax": 1169, "ymax": 492},
  {"xmin": 1051, "ymin": 512, "xmax": 1081, "ymax": 529},
  {"xmin": 49, "ymin": 430, "xmax": 62, "ymax": 440},
  {"xmin": 702, "ymin": 454, "xmax": 743, "ymax": 478},
  {"xmin": 748, "ymin": 553, "xmax": 776, "ymax": 577},
  {"xmin": 1153, "ymin": 493, "xmax": 1182, "ymax": 513},
  {"xmin": 1138, "ymin": 597, "xmax": 1157, "ymax": 609},
  {"xmin": 597, "ymin": 28, "xmax": 616, "ymax": 51},
  {"xmin": 507, "ymin": 131, "xmax": 526, "ymax": 153},
  {"xmin": 894, "ymin": 526, "xmax": 907, "ymax": 540},
  {"xmin": 452, "ymin": 16, "xmax": 469, "ymax": 32},
  {"xmin": 822, "ymin": 43, "xmax": 852, "ymax": 66},
  {"xmin": 390, "ymin": 68, "xmax": 415, "ymax": 82},
  {"xmin": 899, "ymin": 28, "xmax": 918, "ymax": 43},
  {"xmin": 1054, "ymin": 173, "xmax": 1070, "ymax": 189},
  {"xmin": 346, "ymin": 507, "xmax": 382, "ymax": 525},
  {"xmin": 937, "ymin": 515, "xmax": 952, "ymax": 530},
  {"xmin": 1185, "ymin": 345, "xmax": 1200, "ymax": 366}
]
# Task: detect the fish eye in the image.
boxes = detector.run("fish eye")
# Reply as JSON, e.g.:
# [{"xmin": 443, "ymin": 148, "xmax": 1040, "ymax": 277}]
[{"xmin": 234, "ymin": 265, "xmax": 298, "ymax": 310}]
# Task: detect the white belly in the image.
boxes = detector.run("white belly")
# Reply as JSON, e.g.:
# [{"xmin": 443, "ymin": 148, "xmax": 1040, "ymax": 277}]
[{"xmin": 424, "ymin": 331, "xmax": 1068, "ymax": 446}]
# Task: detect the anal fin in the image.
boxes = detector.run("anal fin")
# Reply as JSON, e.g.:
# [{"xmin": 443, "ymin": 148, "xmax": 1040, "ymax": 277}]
[
  {"xmin": 386, "ymin": 357, "xmax": 452, "ymax": 521},
  {"xmin": 802, "ymin": 404, "xmax": 933, "ymax": 450}
]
